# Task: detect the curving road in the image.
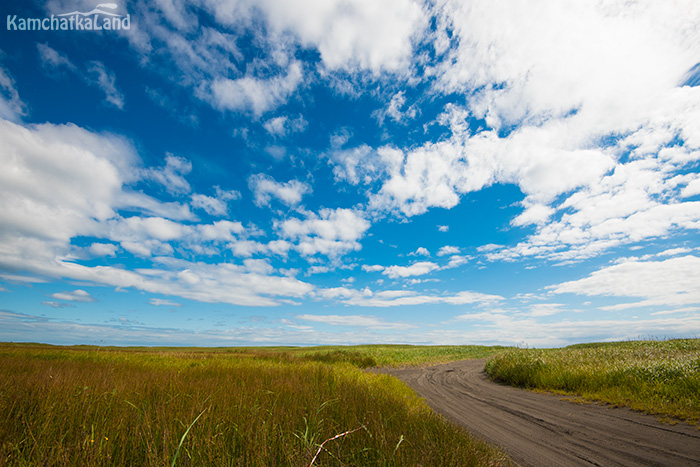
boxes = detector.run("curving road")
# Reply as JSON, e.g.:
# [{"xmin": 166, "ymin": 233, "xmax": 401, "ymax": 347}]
[{"xmin": 380, "ymin": 359, "xmax": 700, "ymax": 466}]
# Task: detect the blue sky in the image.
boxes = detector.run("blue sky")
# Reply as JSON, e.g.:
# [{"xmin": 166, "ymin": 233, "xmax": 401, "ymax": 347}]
[{"xmin": 1, "ymin": 0, "xmax": 699, "ymax": 347}]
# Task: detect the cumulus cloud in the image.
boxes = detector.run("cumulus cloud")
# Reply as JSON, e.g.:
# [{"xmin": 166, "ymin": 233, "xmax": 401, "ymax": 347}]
[
  {"xmin": 0, "ymin": 117, "xmax": 315, "ymax": 307},
  {"xmin": 263, "ymin": 115, "xmax": 307, "ymax": 137},
  {"xmin": 354, "ymin": 2, "xmax": 700, "ymax": 262},
  {"xmin": 280, "ymin": 208, "xmax": 370, "ymax": 257},
  {"xmin": 409, "ymin": 247, "xmax": 430, "ymax": 256},
  {"xmin": 382, "ymin": 261, "xmax": 439, "ymax": 279},
  {"xmin": 374, "ymin": 91, "xmax": 418, "ymax": 125},
  {"xmin": 330, "ymin": 145, "xmax": 404, "ymax": 186},
  {"xmin": 191, "ymin": 187, "xmax": 240, "ymax": 216},
  {"xmin": 205, "ymin": 0, "xmax": 427, "ymax": 74},
  {"xmin": 550, "ymin": 255, "xmax": 700, "ymax": 310},
  {"xmin": 89, "ymin": 243, "xmax": 118, "ymax": 257},
  {"xmin": 51, "ymin": 289, "xmax": 96, "ymax": 303},
  {"xmin": 437, "ymin": 245, "xmax": 459, "ymax": 256},
  {"xmin": 143, "ymin": 154, "xmax": 192, "ymax": 195},
  {"xmin": 249, "ymin": 174, "xmax": 310, "ymax": 207},
  {"xmin": 208, "ymin": 62, "xmax": 303, "ymax": 116}
]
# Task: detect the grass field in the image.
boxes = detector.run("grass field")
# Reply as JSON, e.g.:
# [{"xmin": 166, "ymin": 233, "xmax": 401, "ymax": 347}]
[
  {"xmin": 484, "ymin": 339, "xmax": 700, "ymax": 424},
  {"xmin": 0, "ymin": 343, "xmax": 511, "ymax": 466}
]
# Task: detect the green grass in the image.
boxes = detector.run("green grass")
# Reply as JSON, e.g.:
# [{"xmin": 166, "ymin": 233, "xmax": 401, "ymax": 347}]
[
  {"xmin": 0, "ymin": 343, "xmax": 511, "ymax": 466},
  {"xmin": 484, "ymin": 338, "xmax": 700, "ymax": 423}
]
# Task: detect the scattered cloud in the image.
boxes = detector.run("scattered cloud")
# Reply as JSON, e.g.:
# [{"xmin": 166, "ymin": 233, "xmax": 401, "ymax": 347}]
[
  {"xmin": 550, "ymin": 255, "xmax": 700, "ymax": 311},
  {"xmin": 280, "ymin": 208, "xmax": 370, "ymax": 257},
  {"xmin": 296, "ymin": 313, "xmax": 414, "ymax": 329},
  {"xmin": 89, "ymin": 243, "xmax": 118, "ymax": 257},
  {"xmin": 263, "ymin": 115, "xmax": 308, "ymax": 137},
  {"xmin": 318, "ymin": 286, "xmax": 503, "ymax": 307},
  {"xmin": 207, "ymin": 62, "xmax": 303, "ymax": 116},
  {"xmin": 437, "ymin": 245, "xmax": 460, "ymax": 256},
  {"xmin": 50, "ymin": 289, "xmax": 96, "ymax": 303},
  {"xmin": 0, "ymin": 62, "xmax": 26, "ymax": 121},
  {"xmin": 37, "ymin": 43, "xmax": 78, "ymax": 73},
  {"xmin": 86, "ymin": 61, "xmax": 125, "ymax": 109},
  {"xmin": 41, "ymin": 301, "xmax": 73, "ymax": 308},
  {"xmin": 143, "ymin": 154, "xmax": 192, "ymax": 195},
  {"xmin": 149, "ymin": 298, "xmax": 182, "ymax": 307},
  {"xmin": 191, "ymin": 187, "xmax": 240, "ymax": 216},
  {"xmin": 382, "ymin": 261, "xmax": 439, "ymax": 279},
  {"xmin": 249, "ymin": 174, "xmax": 311, "ymax": 207},
  {"xmin": 409, "ymin": 247, "xmax": 430, "ymax": 256}
]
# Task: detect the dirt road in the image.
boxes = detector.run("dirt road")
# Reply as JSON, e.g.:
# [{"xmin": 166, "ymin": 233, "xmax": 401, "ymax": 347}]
[{"xmin": 381, "ymin": 359, "xmax": 700, "ymax": 466}]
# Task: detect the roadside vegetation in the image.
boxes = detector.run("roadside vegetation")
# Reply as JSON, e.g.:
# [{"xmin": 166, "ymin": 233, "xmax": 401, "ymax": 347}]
[
  {"xmin": 0, "ymin": 343, "xmax": 511, "ymax": 466},
  {"xmin": 485, "ymin": 338, "xmax": 700, "ymax": 424}
]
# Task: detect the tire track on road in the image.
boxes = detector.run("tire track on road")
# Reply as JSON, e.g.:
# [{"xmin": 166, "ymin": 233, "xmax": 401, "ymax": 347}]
[{"xmin": 379, "ymin": 359, "xmax": 700, "ymax": 466}]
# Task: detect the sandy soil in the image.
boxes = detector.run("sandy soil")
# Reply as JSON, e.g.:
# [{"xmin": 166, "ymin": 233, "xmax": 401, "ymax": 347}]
[{"xmin": 379, "ymin": 359, "xmax": 700, "ymax": 466}]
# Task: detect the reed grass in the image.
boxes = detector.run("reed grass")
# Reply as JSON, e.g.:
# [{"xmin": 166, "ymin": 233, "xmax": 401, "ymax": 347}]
[
  {"xmin": 0, "ymin": 343, "xmax": 511, "ymax": 466},
  {"xmin": 484, "ymin": 338, "xmax": 700, "ymax": 423}
]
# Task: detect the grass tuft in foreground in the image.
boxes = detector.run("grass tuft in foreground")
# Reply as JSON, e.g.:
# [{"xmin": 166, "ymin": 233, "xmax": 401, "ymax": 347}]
[
  {"xmin": 0, "ymin": 344, "xmax": 511, "ymax": 466},
  {"xmin": 484, "ymin": 338, "xmax": 700, "ymax": 423}
]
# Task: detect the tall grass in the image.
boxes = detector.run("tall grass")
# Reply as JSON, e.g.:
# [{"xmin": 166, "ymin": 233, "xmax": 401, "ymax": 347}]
[
  {"xmin": 0, "ymin": 344, "xmax": 511, "ymax": 466},
  {"xmin": 484, "ymin": 339, "xmax": 700, "ymax": 423}
]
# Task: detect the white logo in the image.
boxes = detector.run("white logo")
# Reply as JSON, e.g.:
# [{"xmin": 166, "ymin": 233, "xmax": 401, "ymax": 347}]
[{"xmin": 7, "ymin": 3, "xmax": 131, "ymax": 31}]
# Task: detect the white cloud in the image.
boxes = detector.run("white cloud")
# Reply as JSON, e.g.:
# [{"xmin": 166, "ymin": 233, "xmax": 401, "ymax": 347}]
[
  {"xmin": 208, "ymin": 62, "xmax": 302, "ymax": 116},
  {"xmin": 433, "ymin": 0, "xmax": 699, "ymax": 130},
  {"xmin": 444, "ymin": 255, "xmax": 469, "ymax": 269},
  {"xmin": 528, "ymin": 303, "xmax": 564, "ymax": 317},
  {"xmin": 437, "ymin": 225, "xmax": 449, "ymax": 232},
  {"xmin": 550, "ymin": 255, "xmax": 700, "ymax": 310},
  {"xmin": 209, "ymin": 0, "xmax": 428, "ymax": 74},
  {"xmin": 51, "ymin": 289, "xmax": 96, "ymax": 303},
  {"xmin": 191, "ymin": 188, "xmax": 239, "ymax": 216},
  {"xmin": 437, "ymin": 245, "xmax": 459, "ymax": 256},
  {"xmin": 3, "ymin": 308, "xmax": 699, "ymax": 347},
  {"xmin": 0, "ymin": 62, "xmax": 27, "ymax": 121},
  {"xmin": 682, "ymin": 176, "xmax": 700, "ymax": 197},
  {"xmin": 295, "ymin": 313, "xmax": 414, "ymax": 329},
  {"xmin": 382, "ymin": 261, "xmax": 438, "ymax": 279},
  {"xmin": 356, "ymin": 1, "xmax": 700, "ymax": 263},
  {"xmin": 249, "ymin": 174, "xmax": 310, "ymax": 207},
  {"xmin": 375, "ymin": 91, "xmax": 418, "ymax": 125},
  {"xmin": 263, "ymin": 115, "xmax": 307, "ymax": 137},
  {"xmin": 37, "ymin": 45, "xmax": 127, "ymax": 111},
  {"xmin": 0, "ymin": 117, "xmax": 314, "ymax": 307},
  {"xmin": 86, "ymin": 61, "xmax": 125, "ymax": 109},
  {"xmin": 37, "ymin": 43, "xmax": 78, "ymax": 72},
  {"xmin": 89, "ymin": 243, "xmax": 118, "ymax": 257},
  {"xmin": 280, "ymin": 208, "xmax": 370, "ymax": 257},
  {"xmin": 317, "ymin": 286, "xmax": 503, "ymax": 307},
  {"xmin": 330, "ymin": 145, "xmax": 403, "ymax": 186},
  {"xmin": 512, "ymin": 202, "xmax": 556, "ymax": 227},
  {"xmin": 195, "ymin": 220, "xmax": 245, "ymax": 241},
  {"xmin": 149, "ymin": 298, "xmax": 181, "ymax": 307},
  {"xmin": 0, "ymin": 119, "xmax": 138, "ymax": 257},
  {"xmin": 409, "ymin": 247, "xmax": 430, "ymax": 256},
  {"xmin": 143, "ymin": 154, "xmax": 192, "ymax": 195},
  {"xmin": 42, "ymin": 301, "xmax": 72, "ymax": 308},
  {"xmin": 191, "ymin": 194, "xmax": 227, "ymax": 216}
]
